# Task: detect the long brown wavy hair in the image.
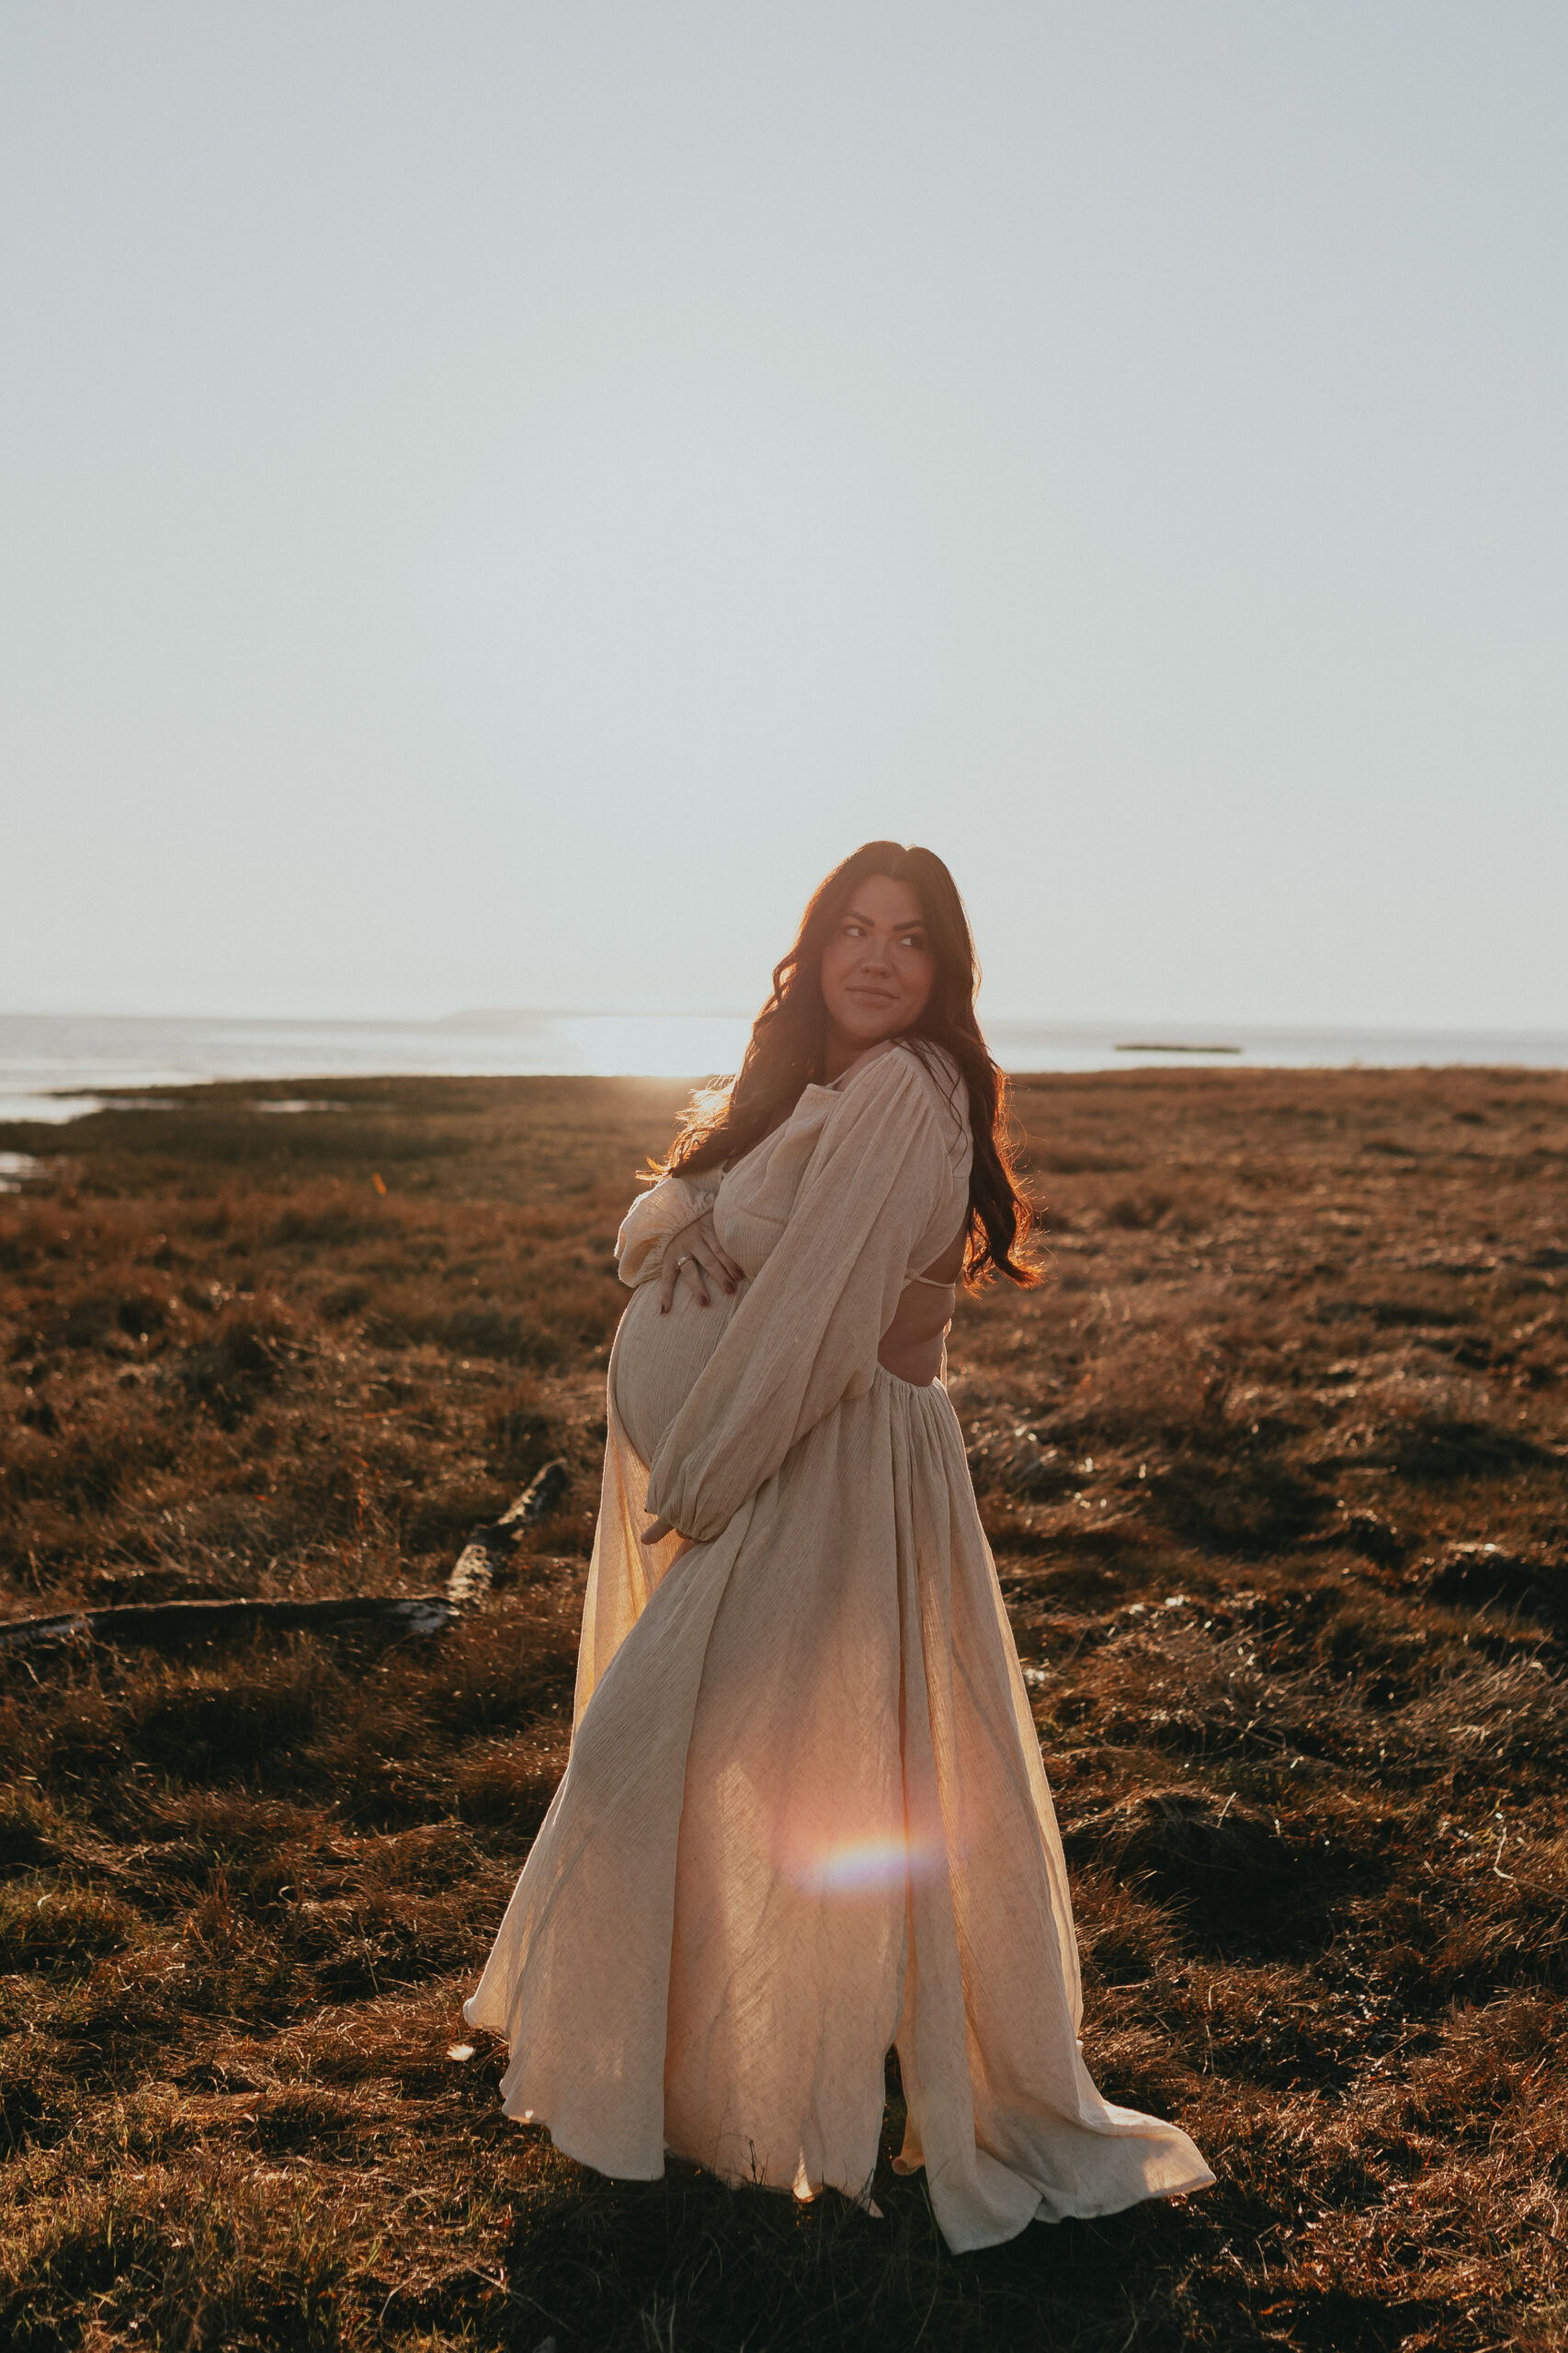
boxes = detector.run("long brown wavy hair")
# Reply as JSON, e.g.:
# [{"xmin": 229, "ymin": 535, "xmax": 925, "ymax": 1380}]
[{"xmin": 659, "ymin": 842, "xmax": 1038, "ymax": 1288}]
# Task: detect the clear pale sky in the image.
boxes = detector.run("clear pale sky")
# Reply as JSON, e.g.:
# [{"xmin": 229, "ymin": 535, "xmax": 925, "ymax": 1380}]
[{"xmin": 3, "ymin": 3, "xmax": 1565, "ymax": 1029}]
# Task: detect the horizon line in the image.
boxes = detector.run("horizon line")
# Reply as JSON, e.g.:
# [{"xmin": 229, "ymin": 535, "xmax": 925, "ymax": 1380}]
[{"xmin": 4, "ymin": 1006, "xmax": 1568, "ymax": 1043}]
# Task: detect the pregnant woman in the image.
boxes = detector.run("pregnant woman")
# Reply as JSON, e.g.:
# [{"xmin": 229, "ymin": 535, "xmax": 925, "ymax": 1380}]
[{"xmin": 465, "ymin": 841, "xmax": 1211, "ymax": 2252}]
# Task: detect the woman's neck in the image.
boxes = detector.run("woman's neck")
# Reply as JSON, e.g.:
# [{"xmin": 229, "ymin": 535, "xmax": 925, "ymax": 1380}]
[
  {"xmin": 822, "ymin": 1026, "xmax": 860, "ymax": 1084},
  {"xmin": 822, "ymin": 1026, "xmax": 900, "ymax": 1085}
]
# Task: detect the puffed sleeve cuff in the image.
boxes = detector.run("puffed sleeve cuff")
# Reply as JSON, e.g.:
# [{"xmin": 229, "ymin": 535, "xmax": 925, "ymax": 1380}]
[{"xmin": 615, "ymin": 1174, "xmax": 718, "ymax": 1289}]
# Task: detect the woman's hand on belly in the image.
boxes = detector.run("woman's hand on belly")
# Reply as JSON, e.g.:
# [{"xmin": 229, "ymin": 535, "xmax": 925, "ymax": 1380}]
[{"xmin": 659, "ymin": 1210, "xmax": 743, "ymax": 1314}]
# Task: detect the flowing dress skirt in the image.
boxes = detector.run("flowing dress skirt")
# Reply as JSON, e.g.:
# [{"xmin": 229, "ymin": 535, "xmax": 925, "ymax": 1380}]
[{"xmin": 464, "ymin": 1281, "xmax": 1212, "ymax": 2253}]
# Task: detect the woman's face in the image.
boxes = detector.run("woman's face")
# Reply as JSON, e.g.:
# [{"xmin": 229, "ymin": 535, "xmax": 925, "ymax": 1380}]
[{"xmin": 819, "ymin": 873, "xmax": 937, "ymax": 1072}]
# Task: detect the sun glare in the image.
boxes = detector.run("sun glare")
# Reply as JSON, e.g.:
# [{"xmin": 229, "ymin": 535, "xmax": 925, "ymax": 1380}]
[{"xmin": 781, "ymin": 1833, "xmax": 943, "ymax": 1898}]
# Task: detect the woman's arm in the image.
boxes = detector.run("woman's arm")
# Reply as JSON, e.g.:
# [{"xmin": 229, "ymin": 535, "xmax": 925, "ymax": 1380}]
[{"xmin": 643, "ymin": 1050, "xmax": 955, "ymax": 1543}]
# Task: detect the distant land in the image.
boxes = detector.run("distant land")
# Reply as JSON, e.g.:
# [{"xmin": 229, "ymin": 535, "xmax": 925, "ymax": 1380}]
[{"xmin": 1, "ymin": 1008, "xmax": 1565, "ymax": 1125}]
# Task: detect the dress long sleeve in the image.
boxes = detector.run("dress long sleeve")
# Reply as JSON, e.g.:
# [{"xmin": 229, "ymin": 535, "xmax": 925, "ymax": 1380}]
[{"xmin": 643, "ymin": 1049, "xmax": 955, "ymax": 1543}]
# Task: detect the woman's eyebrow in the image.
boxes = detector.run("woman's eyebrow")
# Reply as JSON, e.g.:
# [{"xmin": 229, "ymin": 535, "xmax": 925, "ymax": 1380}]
[{"xmin": 843, "ymin": 904, "xmax": 926, "ymax": 932}]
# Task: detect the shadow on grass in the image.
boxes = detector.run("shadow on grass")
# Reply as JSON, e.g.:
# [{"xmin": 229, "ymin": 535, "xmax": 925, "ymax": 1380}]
[
  {"xmin": 1145, "ymin": 1449, "xmax": 1330, "ymax": 1557},
  {"xmin": 1061, "ymin": 1785, "xmax": 1382, "ymax": 1961},
  {"xmin": 480, "ymin": 2153, "xmax": 1226, "ymax": 2353}
]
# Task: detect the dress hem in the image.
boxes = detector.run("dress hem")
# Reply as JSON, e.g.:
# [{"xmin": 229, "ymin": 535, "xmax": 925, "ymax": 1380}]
[{"xmin": 478, "ymin": 2032, "xmax": 1216, "ymax": 2254}]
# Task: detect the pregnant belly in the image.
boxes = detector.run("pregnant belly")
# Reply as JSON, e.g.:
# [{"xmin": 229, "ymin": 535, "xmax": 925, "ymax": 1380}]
[{"xmin": 610, "ymin": 1279, "xmax": 744, "ymax": 1465}]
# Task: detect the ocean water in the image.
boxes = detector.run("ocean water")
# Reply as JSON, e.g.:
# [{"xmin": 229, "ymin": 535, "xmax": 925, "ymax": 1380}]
[{"xmin": 1, "ymin": 1009, "xmax": 1564, "ymax": 1126}]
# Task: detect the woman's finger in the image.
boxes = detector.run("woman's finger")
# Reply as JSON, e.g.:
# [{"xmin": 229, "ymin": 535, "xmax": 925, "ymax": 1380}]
[
  {"xmin": 693, "ymin": 1213, "xmax": 744, "ymax": 1287},
  {"xmin": 707, "ymin": 1238, "xmax": 744, "ymax": 1286},
  {"xmin": 680, "ymin": 1252, "xmax": 711, "ymax": 1305},
  {"xmin": 689, "ymin": 1235, "xmax": 737, "ymax": 1295},
  {"xmin": 643, "ymin": 1516, "xmax": 676, "ymax": 1544},
  {"xmin": 658, "ymin": 1215, "xmax": 705, "ymax": 1312}
]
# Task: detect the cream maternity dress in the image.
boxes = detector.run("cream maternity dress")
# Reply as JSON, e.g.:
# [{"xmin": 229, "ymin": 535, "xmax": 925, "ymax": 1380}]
[{"xmin": 465, "ymin": 1040, "xmax": 1211, "ymax": 2253}]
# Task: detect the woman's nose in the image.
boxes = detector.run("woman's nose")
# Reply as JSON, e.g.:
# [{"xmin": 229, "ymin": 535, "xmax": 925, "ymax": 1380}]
[{"xmin": 858, "ymin": 932, "xmax": 892, "ymax": 970}]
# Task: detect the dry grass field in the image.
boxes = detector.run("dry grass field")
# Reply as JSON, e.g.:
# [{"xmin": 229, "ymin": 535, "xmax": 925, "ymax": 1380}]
[{"xmin": 1, "ymin": 1063, "xmax": 1565, "ymax": 2352}]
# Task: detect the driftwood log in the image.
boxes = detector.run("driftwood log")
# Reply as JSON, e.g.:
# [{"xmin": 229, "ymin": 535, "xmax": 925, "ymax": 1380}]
[
  {"xmin": 0, "ymin": 1457, "xmax": 572, "ymax": 1653},
  {"xmin": 444, "ymin": 1455, "xmax": 570, "ymax": 1608}
]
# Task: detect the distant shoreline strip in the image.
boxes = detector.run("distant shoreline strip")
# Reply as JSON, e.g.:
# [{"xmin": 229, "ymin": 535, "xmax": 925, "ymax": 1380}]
[{"xmin": 1115, "ymin": 1042, "xmax": 1243, "ymax": 1056}]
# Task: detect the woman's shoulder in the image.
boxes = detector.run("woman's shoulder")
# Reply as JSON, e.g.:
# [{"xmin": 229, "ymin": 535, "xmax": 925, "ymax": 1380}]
[
  {"xmin": 897, "ymin": 1040, "xmax": 972, "ymax": 1163},
  {"xmin": 830, "ymin": 1037, "xmax": 971, "ymax": 1159}
]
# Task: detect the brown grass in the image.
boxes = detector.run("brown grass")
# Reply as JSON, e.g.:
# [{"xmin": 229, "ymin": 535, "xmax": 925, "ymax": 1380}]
[{"xmin": 1, "ymin": 1063, "xmax": 1565, "ymax": 2350}]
